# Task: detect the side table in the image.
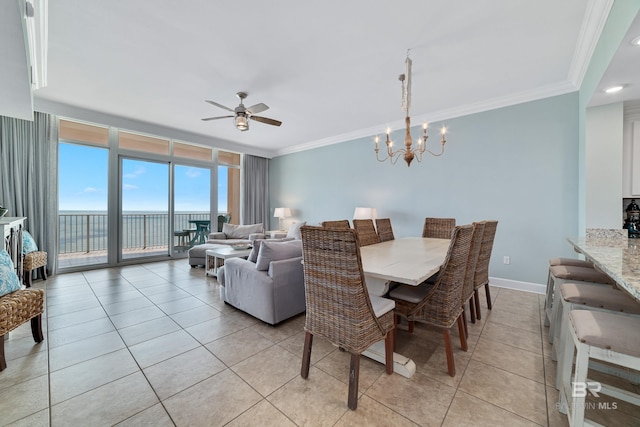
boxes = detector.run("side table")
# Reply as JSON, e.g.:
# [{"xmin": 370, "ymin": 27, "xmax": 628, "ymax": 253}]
[{"xmin": 205, "ymin": 246, "xmax": 252, "ymax": 277}]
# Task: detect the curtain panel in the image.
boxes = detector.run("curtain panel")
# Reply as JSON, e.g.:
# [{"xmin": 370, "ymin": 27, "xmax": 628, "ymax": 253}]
[
  {"xmin": 0, "ymin": 112, "xmax": 58, "ymax": 275},
  {"xmin": 241, "ymin": 155, "xmax": 269, "ymax": 229}
]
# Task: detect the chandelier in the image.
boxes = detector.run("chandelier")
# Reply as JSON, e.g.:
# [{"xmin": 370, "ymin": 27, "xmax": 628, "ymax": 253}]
[{"xmin": 375, "ymin": 51, "xmax": 447, "ymax": 167}]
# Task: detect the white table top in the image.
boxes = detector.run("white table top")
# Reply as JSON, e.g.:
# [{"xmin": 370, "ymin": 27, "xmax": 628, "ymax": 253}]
[
  {"xmin": 359, "ymin": 237, "xmax": 451, "ymax": 286},
  {"xmin": 205, "ymin": 246, "xmax": 252, "ymax": 258}
]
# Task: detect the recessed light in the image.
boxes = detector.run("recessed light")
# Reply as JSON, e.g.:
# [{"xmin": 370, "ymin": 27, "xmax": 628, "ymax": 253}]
[
  {"xmin": 632, "ymin": 36, "xmax": 640, "ymax": 46},
  {"xmin": 604, "ymin": 85, "xmax": 624, "ymax": 94}
]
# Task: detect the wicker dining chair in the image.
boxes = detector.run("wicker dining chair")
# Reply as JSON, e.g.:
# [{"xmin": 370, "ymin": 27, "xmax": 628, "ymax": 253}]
[
  {"xmin": 422, "ymin": 217, "xmax": 456, "ymax": 239},
  {"xmin": 461, "ymin": 222, "xmax": 485, "ymax": 330},
  {"xmin": 352, "ymin": 219, "xmax": 381, "ymax": 246},
  {"xmin": 389, "ymin": 224, "xmax": 473, "ymax": 377},
  {"xmin": 321, "ymin": 219, "xmax": 351, "ymax": 229},
  {"xmin": 375, "ymin": 218, "xmax": 395, "ymax": 242},
  {"xmin": 472, "ymin": 220, "xmax": 498, "ymax": 320},
  {"xmin": 300, "ymin": 226, "xmax": 395, "ymax": 410}
]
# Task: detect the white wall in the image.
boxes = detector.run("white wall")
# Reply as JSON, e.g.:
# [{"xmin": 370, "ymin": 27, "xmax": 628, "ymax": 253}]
[{"xmin": 585, "ymin": 102, "xmax": 623, "ymax": 228}]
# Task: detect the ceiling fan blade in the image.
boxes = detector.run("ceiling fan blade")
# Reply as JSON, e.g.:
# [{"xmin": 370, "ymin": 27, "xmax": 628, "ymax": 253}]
[
  {"xmin": 246, "ymin": 103, "xmax": 269, "ymax": 115},
  {"xmin": 251, "ymin": 115, "xmax": 282, "ymax": 126},
  {"xmin": 201, "ymin": 115, "xmax": 234, "ymax": 121},
  {"xmin": 205, "ymin": 100, "xmax": 234, "ymax": 112}
]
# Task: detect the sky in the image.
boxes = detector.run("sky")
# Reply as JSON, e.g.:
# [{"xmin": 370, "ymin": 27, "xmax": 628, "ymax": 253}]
[{"xmin": 59, "ymin": 142, "xmax": 226, "ymax": 212}]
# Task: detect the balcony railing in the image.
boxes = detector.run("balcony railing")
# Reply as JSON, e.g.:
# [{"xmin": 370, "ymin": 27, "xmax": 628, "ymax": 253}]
[{"xmin": 58, "ymin": 212, "xmax": 212, "ymax": 254}]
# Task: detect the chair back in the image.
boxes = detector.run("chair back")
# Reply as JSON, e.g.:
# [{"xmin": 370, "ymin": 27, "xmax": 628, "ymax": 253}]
[
  {"xmin": 375, "ymin": 218, "xmax": 395, "ymax": 242},
  {"xmin": 353, "ymin": 219, "xmax": 380, "ymax": 246},
  {"xmin": 321, "ymin": 219, "xmax": 351, "ymax": 229},
  {"xmin": 462, "ymin": 222, "xmax": 485, "ymax": 305},
  {"xmin": 412, "ymin": 224, "xmax": 473, "ymax": 327},
  {"xmin": 300, "ymin": 226, "xmax": 388, "ymax": 354},
  {"xmin": 474, "ymin": 220, "xmax": 498, "ymax": 289},
  {"xmin": 422, "ymin": 217, "xmax": 456, "ymax": 239}
]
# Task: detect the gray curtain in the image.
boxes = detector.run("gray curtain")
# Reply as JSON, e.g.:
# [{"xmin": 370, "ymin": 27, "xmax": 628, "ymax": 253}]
[
  {"xmin": 241, "ymin": 155, "xmax": 269, "ymax": 228},
  {"xmin": 0, "ymin": 112, "xmax": 59, "ymax": 275}
]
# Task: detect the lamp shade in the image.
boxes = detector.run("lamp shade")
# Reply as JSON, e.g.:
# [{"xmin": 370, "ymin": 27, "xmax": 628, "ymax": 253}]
[
  {"xmin": 274, "ymin": 207, "xmax": 292, "ymax": 218},
  {"xmin": 353, "ymin": 207, "xmax": 377, "ymax": 220}
]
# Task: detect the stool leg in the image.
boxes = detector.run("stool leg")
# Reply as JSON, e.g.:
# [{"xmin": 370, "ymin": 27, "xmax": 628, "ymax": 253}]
[
  {"xmin": 558, "ymin": 321, "xmax": 576, "ymax": 415},
  {"xmin": 31, "ymin": 315, "xmax": 44, "ymax": 343},
  {"xmin": 25, "ymin": 271, "xmax": 32, "ymax": 287},
  {"xmin": 544, "ymin": 270, "xmax": 554, "ymax": 326},
  {"xmin": 555, "ymin": 299, "xmax": 571, "ymax": 390},
  {"xmin": 570, "ymin": 340, "xmax": 589, "ymax": 426},
  {"xmin": 0, "ymin": 335, "xmax": 6, "ymax": 371},
  {"xmin": 40, "ymin": 266, "xmax": 47, "ymax": 281}
]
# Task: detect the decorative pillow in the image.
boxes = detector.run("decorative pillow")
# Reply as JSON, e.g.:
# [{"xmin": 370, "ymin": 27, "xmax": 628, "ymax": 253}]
[
  {"xmin": 22, "ymin": 231, "xmax": 38, "ymax": 254},
  {"xmin": 0, "ymin": 263, "xmax": 21, "ymax": 297},
  {"xmin": 222, "ymin": 223, "xmax": 264, "ymax": 239},
  {"xmin": 248, "ymin": 237, "xmax": 294, "ymax": 263},
  {"xmin": 286, "ymin": 221, "xmax": 306, "ymax": 240},
  {"xmin": 256, "ymin": 240, "xmax": 303, "ymax": 271},
  {"xmin": 0, "ymin": 249, "xmax": 14, "ymax": 269}
]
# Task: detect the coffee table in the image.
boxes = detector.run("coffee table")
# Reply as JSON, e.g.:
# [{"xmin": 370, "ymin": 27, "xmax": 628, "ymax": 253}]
[{"xmin": 205, "ymin": 246, "xmax": 252, "ymax": 277}]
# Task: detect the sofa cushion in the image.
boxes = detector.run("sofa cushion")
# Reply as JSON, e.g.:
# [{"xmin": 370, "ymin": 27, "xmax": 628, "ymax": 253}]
[
  {"xmin": 256, "ymin": 240, "xmax": 303, "ymax": 271},
  {"xmin": 286, "ymin": 221, "xmax": 306, "ymax": 240},
  {"xmin": 222, "ymin": 223, "xmax": 264, "ymax": 239},
  {"xmin": 248, "ymin": 237, "xmax": 294, "ymax": 263}
]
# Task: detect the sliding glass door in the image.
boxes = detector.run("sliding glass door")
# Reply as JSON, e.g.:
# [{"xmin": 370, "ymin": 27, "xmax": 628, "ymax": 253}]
[
  {"xmin": 173, "ymin": 164, "xmax": 211, "ymax": 254},
  {"xmin": 120, "ymin": 158, "xmax": 169, "ymax": 260}
]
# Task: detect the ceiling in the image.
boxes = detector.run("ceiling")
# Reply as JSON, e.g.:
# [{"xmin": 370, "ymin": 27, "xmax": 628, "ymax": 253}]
[{"xmin": 5, "ymin": 1, "xmax": 639, "ymax": 157}]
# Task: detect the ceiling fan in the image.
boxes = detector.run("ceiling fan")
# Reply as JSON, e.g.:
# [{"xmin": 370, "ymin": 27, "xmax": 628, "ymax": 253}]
[{"xmin": 202, "ymin": 92, "xmax": 282, "ymax": 131}]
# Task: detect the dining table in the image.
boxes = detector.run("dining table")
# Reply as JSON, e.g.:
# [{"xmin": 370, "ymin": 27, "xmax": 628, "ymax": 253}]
[
  {"xmin": 358, "ymin": 236, "xmax": 451, "ymax": 378},
  {"xmin": 567, "ymin": 235, "xmax": 640, "ymax": 302}
]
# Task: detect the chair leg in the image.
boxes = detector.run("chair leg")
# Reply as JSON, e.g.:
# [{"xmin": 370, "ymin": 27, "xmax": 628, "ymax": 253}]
[
  {"xmin": 31, "ymin": 315, "xmax": 43, "ymax": 343},
  {"xmin": 384, "ymin": 331, "xmax": 394, "ymax": 375},
  {"xmin": 457, "ymin": 315, "xmax": 468, "ymax": 352},
  {"xmin": 348, "ymin": 353, "xmax": 360, "ymax": 410},
  {"xmin": 469, "ymin": 298, "xmax": 476, "ymax": 324},
  {"xmin": 485, "ymin": 283, "xmax": 492, "ymax": 310},
  {"xmin": 301, "ymin": 331, "xmax": 313, "ymax": 379},
  {"xmin": 408, "ymin": 320, "xmax": 414, "ymax": 333},
  {"xmin": 461, "ymin": 307, "xmax": 468, "ymax": 339},
  {"xmin": 443, "ymin": 328, "xmax": 456, "ymax": 377},
  {"xmin": 24, "ymin": 271, "xmax": 32, "ymax": 288},
  {"xmin": 474, "ymin": 289, "xmax": 481, "ymax": 320},
  {"xmin": 0, "ymin": 335, "xmax": 6, "ymax": 371},
  {"xmin": 40, "ymin": 266, "xmax": 48, "ymax": 281},
  {"xmin": 392, "ymin": 315, "xmax": 398, "ymax": 352}
]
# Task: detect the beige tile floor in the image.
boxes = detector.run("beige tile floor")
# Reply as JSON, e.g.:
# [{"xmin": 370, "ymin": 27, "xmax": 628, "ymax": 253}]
[{"xmin": 2, "ymin": 260, "xmax": 639, "ymax": 426}]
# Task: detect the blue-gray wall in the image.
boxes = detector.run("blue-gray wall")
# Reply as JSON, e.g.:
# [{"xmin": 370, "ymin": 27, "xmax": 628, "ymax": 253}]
[{"xmin": 270, "ymin": 93, "xmax": 579, "ymax": 285}]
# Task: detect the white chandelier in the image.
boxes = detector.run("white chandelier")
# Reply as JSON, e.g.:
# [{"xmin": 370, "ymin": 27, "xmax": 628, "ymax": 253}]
[{"xmin": 375, "ymin": 51, "xmax": 446, "ymax": 167}]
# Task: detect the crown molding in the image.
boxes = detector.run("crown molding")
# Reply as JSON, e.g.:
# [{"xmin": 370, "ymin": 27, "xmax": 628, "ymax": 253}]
[
  {"xmin": 567, "ymin": 0, "xmax": 614, "ymax": 88},
  {"xmin": 274, "ymin": 80, "xmax": 578, "ymax": 157}
]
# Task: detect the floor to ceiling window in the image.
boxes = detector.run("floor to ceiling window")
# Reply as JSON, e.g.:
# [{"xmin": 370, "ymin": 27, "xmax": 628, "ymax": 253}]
[
  {"xmin": 57, "ymin": 120, "xmax": 110, "ymax": 269},
  {"xmin": 57, "ymin": 118, "xmax": 237, "ymax": 271}
]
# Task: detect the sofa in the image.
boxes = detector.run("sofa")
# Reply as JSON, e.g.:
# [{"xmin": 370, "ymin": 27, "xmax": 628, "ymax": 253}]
[
  {"xmin": 217, "ymin": 238, "xmax": 305, "ymax": 325},
  {"xmin": 188, "ymin": 223, "xmax": 266, "ymax": 267}
]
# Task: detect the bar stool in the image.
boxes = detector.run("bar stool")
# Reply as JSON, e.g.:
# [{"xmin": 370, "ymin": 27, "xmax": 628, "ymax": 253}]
[
  {"xmin": 552, "ymin": 282, "xmax": 640, "ymax": 388},
  {"xmin": 546, "ymin": 265, "xmax": 612, "ymax": 342},
  {"xmin": 558, "ymin": 310, "xmax": 640, "ymax": 426},
  {"xmin": 544, "ymin": 259, "xmax": 595, "ymax": 327}
]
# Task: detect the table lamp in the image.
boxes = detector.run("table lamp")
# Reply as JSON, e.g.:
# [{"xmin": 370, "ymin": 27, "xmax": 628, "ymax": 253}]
[
  {"xmin": 353, "ymin": 207, "xmax": 377, "ymax": 220},
  {"xmin": 274, "ymin": 207, "xmax": 292, "ymax": 230}
]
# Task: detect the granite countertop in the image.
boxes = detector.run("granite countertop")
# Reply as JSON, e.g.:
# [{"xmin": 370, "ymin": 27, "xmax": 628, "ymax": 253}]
[{"xmin": 567, "ymin": 235, "xmax": 640, "ymax": 302}]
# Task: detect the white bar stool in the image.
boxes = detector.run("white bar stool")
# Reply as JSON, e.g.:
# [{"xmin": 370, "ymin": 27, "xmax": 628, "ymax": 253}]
[
  {"xmin": 558, "ymin": 310, "xmax": 640, "ymax": 426},
  {"xmin": 544, "ymin": 258, "xmax": 594, "ymax": 327},
  {"xmin": 552, "ymin": 282, "xmax": 640, "ymax": 388},
  {"xmin": 546, "ymin": 265, "xmax": 612, "ymax": 342}
]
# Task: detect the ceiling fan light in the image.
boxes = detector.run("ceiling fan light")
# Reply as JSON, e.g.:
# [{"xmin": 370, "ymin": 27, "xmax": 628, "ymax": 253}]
[{"xmin": 235, "ymin": 114, "xmax": 249, "ymax": 131}]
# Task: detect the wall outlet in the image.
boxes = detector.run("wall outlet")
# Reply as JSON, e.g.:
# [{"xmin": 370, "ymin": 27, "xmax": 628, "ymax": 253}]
[{"xmin": 503, "ymin": 256, "xmax": 510, "ymax": 265}]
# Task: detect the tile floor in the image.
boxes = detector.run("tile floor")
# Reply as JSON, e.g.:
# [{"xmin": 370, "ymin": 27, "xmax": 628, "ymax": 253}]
[{"xmin": 1, "ymin": 260, "xmax": 638, "ymax": 426}]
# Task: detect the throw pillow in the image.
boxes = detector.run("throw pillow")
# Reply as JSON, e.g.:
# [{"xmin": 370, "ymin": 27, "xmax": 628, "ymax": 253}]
[
  {"xmin": 248, "ymin": 237, "xmax": 295, "ymax": 263},
  {"xmin": 223, "ymin": 223, "xmax": 264, "ymax": 239},
  {"xmin": 0, "ymin": 249, "xmax": 14, "ymax": 270},
  {"xmin": 286, "ymin": 221, "xmax": 306, "ymax": 240},
  {"xmin": 256, "ymin": 240, "xmax": 303, "ymax": 271},
  {"xmin": 0, "ymin": 260, "xmax": 21, "ymax": 297},
  {"xmin": 22, "ymin": 230, "xmax": 38, "ymax": 254}
]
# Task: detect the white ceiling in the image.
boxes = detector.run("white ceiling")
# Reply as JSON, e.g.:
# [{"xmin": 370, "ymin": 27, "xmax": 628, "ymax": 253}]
[{"xmin": 8, "ymin": 1, "xmax": 637, "ymax": 157}]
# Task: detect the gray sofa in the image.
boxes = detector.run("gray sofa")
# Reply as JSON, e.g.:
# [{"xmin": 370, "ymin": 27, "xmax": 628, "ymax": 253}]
[
  {"xmin": 188, "ymin": 223, "xmax": 266, "ymax": 267},
  {"xmin": 217, "ymin": 239, "xmax": 305, "ymax": 325}
]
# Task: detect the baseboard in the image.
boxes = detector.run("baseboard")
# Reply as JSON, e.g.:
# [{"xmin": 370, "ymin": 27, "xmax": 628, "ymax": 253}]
[{"xmin": 489, "ymin": 276, "xmax": 545, "ymax": 295}]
